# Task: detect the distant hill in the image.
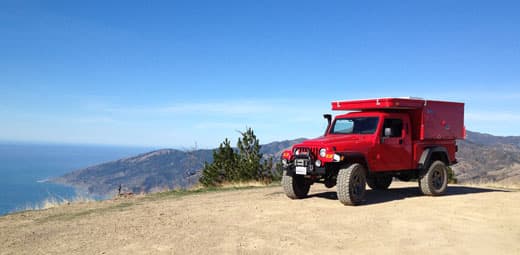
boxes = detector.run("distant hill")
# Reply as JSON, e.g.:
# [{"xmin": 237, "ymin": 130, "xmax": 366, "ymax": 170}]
[
  {"xmin": 259, "ymin": 138, "xmax": 306, "ymax": 160},
  {"xmin": 453, "ymin": 131, "xmax": 520, "ymax": 184},
  {"xmin": 53, "ymin": 131, "xmax": 520, "ymax": 196},
  {"xmin": 466, "ymin": 130, "xmax": 520, "ymax": 147},
  {"xmin": 52, "ymin": 138, "xmax": 305, "ymax": 196},
  {"xmin": 52, "ymin": 149, "xmax": 213, "ymax": 195}
]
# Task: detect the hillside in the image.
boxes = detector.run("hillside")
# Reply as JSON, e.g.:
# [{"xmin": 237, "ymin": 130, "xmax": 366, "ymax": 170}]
[
  {"xmin": 454, "ymin": 131, "xmax": 520, "ymax": 184},
  {"xmin": 53, "ymin": 131, "xmax": 520, "ymax": 196},
  {"xmin": 1, "ymin": 183, "xmax": 519, "ymax": 254},
  {"xmin": 52, "ymin": 149, "xmax": 213, "ymax": 195},
  {"xmin": 52, "ymin": 139, "xmax": 305, "ymax": 196},
  {"xmin": 465, "ymin": 130, "xmax": 520, "ymax": 147}
]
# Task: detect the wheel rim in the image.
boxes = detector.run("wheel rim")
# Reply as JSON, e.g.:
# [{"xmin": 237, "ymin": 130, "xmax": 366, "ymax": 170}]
[
  {"xmin": 431, "ymin": 167, "xmax": 445, "ymax": 190},
  {"xmin": 351, "ymin": 172, "xmax": 364, "ymax": 197}
]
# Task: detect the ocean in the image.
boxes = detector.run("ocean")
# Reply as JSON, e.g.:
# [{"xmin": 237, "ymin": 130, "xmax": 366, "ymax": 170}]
[{"xmin": 0, "ymin": 142, "xmax": 153, "ymax": 216}]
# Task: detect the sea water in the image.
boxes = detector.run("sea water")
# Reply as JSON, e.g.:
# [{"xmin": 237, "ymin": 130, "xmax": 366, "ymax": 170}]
[{"xmin": 0, "ymin": 142, "xmax": 152, "ymax": 216}]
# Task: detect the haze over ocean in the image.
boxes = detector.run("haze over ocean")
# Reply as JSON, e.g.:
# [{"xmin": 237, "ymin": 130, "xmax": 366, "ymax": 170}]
[{"xmin": 0, "ymin": 143, "xmax": 151, "ymax": 215}]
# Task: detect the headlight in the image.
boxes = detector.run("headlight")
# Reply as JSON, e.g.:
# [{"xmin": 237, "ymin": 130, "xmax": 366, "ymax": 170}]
[
  {"xmin": 319, "ymin": 148, "xmax": 327, "ymax": 157},
  {"xmin": 295, "ymin": 149, "xmax": 300, "ymax": 155},
  {"xmin": 315, "ymin": 160, "xmax": 322, "ymax": 167}
]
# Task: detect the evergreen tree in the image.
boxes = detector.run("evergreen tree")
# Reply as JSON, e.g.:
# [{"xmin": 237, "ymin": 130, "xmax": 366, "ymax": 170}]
[
  {"xmin": 200, "ymin": 138, "xmax": 238, "ymax": 186},
  {"xmin": 199, "ymin": 161, "xmax": 220, "ymax": 187},
  {"xmin": 236, "ymin": 128, "xmax": 262, "ymax": 181},
  {"xmin": 200, "ymin": 127, "xmax": 277, "ymax": 186},
  {"xmin": 260, "ymin": 156, "xmax": 274, "ymax": 183},
  {"xmin": 271, "ymin": 161, "xmax": 284, "ymax": 182}
]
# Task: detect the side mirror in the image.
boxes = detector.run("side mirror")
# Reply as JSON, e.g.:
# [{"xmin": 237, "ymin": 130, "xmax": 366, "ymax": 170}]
[{"xmin": 384, "ymin": 127, "xmax": 392, "ymax": 137}]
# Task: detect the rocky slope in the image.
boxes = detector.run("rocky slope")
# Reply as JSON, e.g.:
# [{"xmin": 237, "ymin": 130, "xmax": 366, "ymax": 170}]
[{"xmin": 453, "ymin": 131, "xmax": 520, "ymax": 184}]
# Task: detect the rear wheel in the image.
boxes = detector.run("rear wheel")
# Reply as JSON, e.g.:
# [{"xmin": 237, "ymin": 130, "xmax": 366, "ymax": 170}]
[
  {"xmin": 367, "ymin": 176, "xmax": 392, "ymax": 190},
  {"xmin": 419, "ymin": 160, "xmax": 448, "ymax": 196},
  {"xmin": 337, "ymin": 163, "xmax": 366, "ymax": 205},
  {"xmin": 282, "ymin": 170, "xmax": 310, "ymax": 199}
]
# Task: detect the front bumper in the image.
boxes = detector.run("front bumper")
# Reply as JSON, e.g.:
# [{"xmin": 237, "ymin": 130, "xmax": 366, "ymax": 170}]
[{"xmin": 283, "ymin": 156, "xmax": 326, "ymax": 176}]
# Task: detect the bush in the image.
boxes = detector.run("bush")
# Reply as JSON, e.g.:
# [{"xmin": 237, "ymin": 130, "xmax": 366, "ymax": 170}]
[{"xmin": 447, "ymin": 166, "xmax": 457, "ymax": 184}]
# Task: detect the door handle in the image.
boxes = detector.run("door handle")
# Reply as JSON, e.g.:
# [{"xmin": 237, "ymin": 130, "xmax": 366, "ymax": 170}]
[{"xmin": 399, "ymin": 139, "xmax": 403, "ymax": 144}]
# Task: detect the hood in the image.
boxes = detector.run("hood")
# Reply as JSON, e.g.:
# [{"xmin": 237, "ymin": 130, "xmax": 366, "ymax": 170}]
[{"xmin": 293, "ymin": 134, "xmax": 375, "ymax": 152}]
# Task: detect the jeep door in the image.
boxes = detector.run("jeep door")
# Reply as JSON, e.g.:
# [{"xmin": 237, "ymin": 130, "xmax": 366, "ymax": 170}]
[{"xmin": 376, "ymin": 114, "xmax": 413, "ymax": 171}]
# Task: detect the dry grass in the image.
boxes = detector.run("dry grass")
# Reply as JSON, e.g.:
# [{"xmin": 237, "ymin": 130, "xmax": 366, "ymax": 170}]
[
  {"xmin": 17, "ymin": 195, "xmax": 95, "ymax": 213},
  {"xmin": 12, "ymin": 181, "xmax": 278, "ymax": 215},
  {"xmin": 144, "ymin": 181, "xmax": 280, "ymax": 202},
  {"xmin": 463, "ymin": 180, "xmax": 520, "ymax": 190},
  {"xmin": 188, "ymin": 180, "xmax": 277, "ymax": 190},
  {"xmin": 219, "ymin": 180, "xmax": 275, "ymax": 188}
]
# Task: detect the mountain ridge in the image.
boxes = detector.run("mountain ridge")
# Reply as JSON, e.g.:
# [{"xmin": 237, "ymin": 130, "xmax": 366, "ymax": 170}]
[
  {"xmin": 53, "ymin": 131, "xmax": 520, "ymax": 196},
  {"xmin": 52, "ymin": 138, "xmax": 306, "ymax": 195}
]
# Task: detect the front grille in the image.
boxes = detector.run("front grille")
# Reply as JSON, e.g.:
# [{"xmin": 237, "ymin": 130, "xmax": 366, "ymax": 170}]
[{"xmin": 293, "ymin": 146, "xmax": 319, "ymax": 158}]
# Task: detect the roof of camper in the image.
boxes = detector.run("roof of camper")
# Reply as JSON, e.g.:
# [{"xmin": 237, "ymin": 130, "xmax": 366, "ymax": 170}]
[{"xmin": 331, "ymin": 97, "xmax": 463, "ymax": 111}]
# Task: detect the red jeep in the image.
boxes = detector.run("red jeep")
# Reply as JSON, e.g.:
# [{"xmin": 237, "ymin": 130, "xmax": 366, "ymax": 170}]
[{"xmin": 281, "ymin": 97, "xmax": 465, "ymax": 205}]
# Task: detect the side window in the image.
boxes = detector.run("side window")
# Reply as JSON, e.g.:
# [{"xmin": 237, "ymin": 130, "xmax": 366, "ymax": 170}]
[{"xmin": 382, "ymin": 118, "xmax": 403, "ymax": 138}]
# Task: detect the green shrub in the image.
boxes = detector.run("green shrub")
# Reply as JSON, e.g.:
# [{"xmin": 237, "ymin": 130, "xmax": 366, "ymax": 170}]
[
  {"xmin": 447, "ymin": 166, "xmax": 458, "ymax": 184},
  {"xmin": 200, "ymin": 128, "xmax": 276, "ymax": 187}
]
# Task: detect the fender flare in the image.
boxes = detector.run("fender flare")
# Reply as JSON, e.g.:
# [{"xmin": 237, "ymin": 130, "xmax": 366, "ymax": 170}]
[
  {"xmin": 418, "ymin": 147, "xmax": 449, "ymax": 171},
  {"xmin": 339, "ymin": 152, "xmax": 370, "ymax": 174}
]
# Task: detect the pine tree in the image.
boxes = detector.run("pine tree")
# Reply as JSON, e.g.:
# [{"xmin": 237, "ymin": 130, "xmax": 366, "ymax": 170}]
[
  {"xmin": 272, "ymin": 161, "xmax": 284, "ymax": 181},
  {"xmin": 200, "ymin": 138, "xmax": 238, "ymax": 187},
  {"xmin": 199, "ymin": 161, "xmax": 221, "ymax": 187},
  {"xmin": 200, "ymin": 127, "xmax": 277, "ymax": 186},
  {"xmin": 217, "ymin": 138, "xmax": 239, "ymax": 182},
  {"xmin": 237, "ymin": 128, "xmax": 262, "ymax": 181},
  {"xmin": 260, "ymin": 156, "xmax": 274, "ymax": 183}
]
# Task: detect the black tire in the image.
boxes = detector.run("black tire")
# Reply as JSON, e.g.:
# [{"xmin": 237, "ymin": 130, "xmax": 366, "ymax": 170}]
[
  {"xmin": 324, "ymin": 178, "xmax": 336, "ymax": 188},
  {"xmin": 419, "ymin": 160, "xmax": 448, "ymax": 196},
  {"xmin": 367, "ymin": 176, "xmax": 392, "ymax": 190},
  {"xmin": 337, "ymin": 163, "xmax": 366, "ymax": 205},
  {"xmin": 282, "ymin": 170, "xmax": 310, "ymax": 199}
]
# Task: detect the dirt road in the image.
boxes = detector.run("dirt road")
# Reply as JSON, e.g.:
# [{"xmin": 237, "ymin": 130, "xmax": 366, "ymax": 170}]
[{"xmin": 1, "ymin": 182, "xmax": 519, "ymax": 254}]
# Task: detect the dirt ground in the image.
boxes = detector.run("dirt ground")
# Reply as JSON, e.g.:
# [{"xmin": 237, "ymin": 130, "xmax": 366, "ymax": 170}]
[{"xmin": 1, "ymin": 182, "xmax": 519, "ymax": 255}]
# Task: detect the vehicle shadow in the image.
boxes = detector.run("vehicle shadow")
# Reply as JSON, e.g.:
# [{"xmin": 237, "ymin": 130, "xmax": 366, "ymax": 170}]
[{"xmin": 307, "ymin": 185, "xmax": 509, "ymax": 205}]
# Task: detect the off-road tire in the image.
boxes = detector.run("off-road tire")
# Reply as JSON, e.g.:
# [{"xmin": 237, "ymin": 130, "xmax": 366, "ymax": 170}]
[
  {"xmin": 419, "ymin": 160, "xmax": 448, "ymax": 196},
  {"xmin": 337, "ymin": 163, "xmax": 366, "ymax": 205},
  {"xmin": 367, "ymin": 176, "xmax": 392, "ymax": 190},
  {"xmin": 282, "ymin": 170, "xmax": 310, "ymax": 199}
]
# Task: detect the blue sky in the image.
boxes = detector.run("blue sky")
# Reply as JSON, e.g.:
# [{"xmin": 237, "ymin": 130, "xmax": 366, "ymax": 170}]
[{"xmin": 1, "ymin": 1, "xmax": 519, "ymax": 148}]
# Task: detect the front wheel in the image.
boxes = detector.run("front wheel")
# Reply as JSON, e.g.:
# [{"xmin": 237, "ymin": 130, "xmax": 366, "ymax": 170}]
[
  {"xmin": 282, "ymin": 170, "xmax": 310, "ymax": 199},
  {"xmin": 419, "ymin": 160, "xmax": 448, "ymax": 196},
  {"xmin": 337, "ymin": 163, "xmax": 366, "ymax": 205}
]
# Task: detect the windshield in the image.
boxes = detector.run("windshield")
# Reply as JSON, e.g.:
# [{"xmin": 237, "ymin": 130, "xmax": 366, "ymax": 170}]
[{"xmin": 330, "ymin": 117, "xmax": 379, "ymax": 135}]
